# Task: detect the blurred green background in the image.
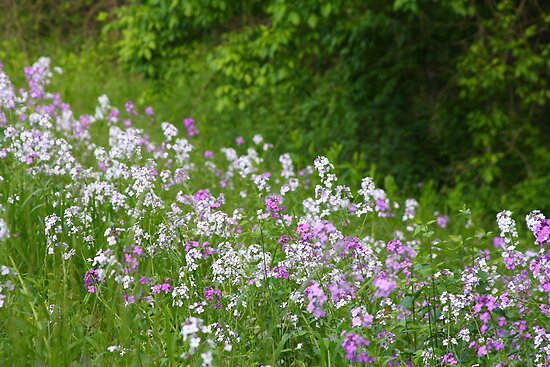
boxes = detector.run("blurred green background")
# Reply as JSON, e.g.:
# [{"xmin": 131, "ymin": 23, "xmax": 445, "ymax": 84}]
[{"xmin": 1, "ymin": 0, "xmax": 549, "ymax": 216}]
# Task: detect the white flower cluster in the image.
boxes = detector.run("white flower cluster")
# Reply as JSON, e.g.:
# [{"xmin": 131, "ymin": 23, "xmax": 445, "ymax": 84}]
[
  {"xmin": 496, "ymin": 210, "xmax": 518, "ymax": 243},
  {"xmin": 180, "ymin": 316, "xmax": 215, "ymax": 366},
  {"xmin": 0, "ymin": 218, "xmax": 9, "ymax": 239}
]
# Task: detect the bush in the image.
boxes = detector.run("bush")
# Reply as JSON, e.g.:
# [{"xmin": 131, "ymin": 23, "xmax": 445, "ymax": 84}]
[{"xmin": 107, "ymin": 0, "xmax": 550, "ymax": 211}]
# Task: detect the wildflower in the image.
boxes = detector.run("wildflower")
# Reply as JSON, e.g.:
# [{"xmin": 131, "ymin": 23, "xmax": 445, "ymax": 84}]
[
  {"xmin": 107, "ymin": 345, "xmax": 121, "ymax": 353},
  {"xmin": 402, "ymin": 199, "xmax": 418, "ymax": 221},
  {"xmin": 493, "ymin": 236, "xmax": 505, "ymax": 248},
  {"xmin": 535, "ymin": 218, "xmax": 550, "ymax": 246},
  {"xmin": 305, "ymin": 281, "xmax": 327, "ymax": 317},
  {"xmin": 123, "ymin": 293, "xmax": 135, "ymax": 304},
  {"xmin": 252, "ymin": 134, "xmax": 263, "ymax": 144},
  {"xmin": 441, "ymin": 352, "xmax": 459, "ymax": 365},
  {"xmin": 437, "ymin": 215, "xmax": 449, "ymax": 228},
  {"xmin": 0, "ymin": 218, "xmax": 9, "ymax": 239},
  {"xmin": 161, "ymin": 281, "xmax": 171, "ymax": 292},
  {"xmin": 272, "ymin": 266, "xmax": 289, "ymax": 279},
  {"xmin": 125, "ymin": 100, "xmax": 137, "ymax": 115},
  {"xmin": 341, "ymin": 331, "xmax": 376, "ymax": 363},
  {"xmin": 373, "ymin": 272, "xmax": 397, "ymax": 298},
  {"xmin": 204, "ymin": 286, "xmax": 221, "ymax": 301},
  {"xmin": 351, "ymin": 307, "xmax": 374, "ymax": 328},
  {"xmin": 296, "ymin": 222, "xmax": 313, "ymax": 241},
  {"xmin": 161, "ymin": 122, "xmax": 179, "ymax": 141},
  {"xmin": 496, "ymin": 210, "xmax": 518, "ymax": 242},
  {"xmin": 183, "ymin": 117, "xmax": 199, "ymax": 137},
  {"xmin": 151, "ymin": 284, "xmax": 162, "ymax": 293},
  {"xmin": 83, "ymin": 269, "xmax": 99, "ymax": 292},
  {"xmin": 477, "ymin": 345, "xmax": 488, "ymax": 356},
  {"xmin": 265, "ymin": 195, "xmax": 286, "ymax": 219}
]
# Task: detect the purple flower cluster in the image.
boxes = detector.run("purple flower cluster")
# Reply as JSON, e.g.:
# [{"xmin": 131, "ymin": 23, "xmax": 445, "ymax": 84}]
[
  {"xmin": 305, "ymin": 281, "xmax": 327, "ymax": 317},
  {"xmin": 183, "ymin": 117, "xmax": 199, "ymax": 137}
]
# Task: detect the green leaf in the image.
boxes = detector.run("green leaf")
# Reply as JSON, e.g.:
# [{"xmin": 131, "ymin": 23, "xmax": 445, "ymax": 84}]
[
  {"xmin": 321, "ymin": 3, "xmax": 332, "ymax": 18},
  {"xmin": 289, "ymin": 11, "xmax": 301, "ymax": 26},
  {"xmin": 96, "ymin": 11, "xmax": 109, "ymax": 22},
  {"xmin": 307, "ymin": 14, "xmax": 319, "ymax": 29},
  {"xmin": 400, "ymin": 295, "xmax": 414, "ymax": 308}
]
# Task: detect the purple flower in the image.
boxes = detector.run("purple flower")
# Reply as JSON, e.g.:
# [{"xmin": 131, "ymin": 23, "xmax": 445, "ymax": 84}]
[
  {"xmin": 493, "ymin": 236, "xmax": 505, "ymax": 248},
  {"xmin": 296, "ymin": 223, "xmax": 312, "ymax": 241},
  {"xmin": 480, "ymin": 311, "xmax": 491, "ymax": 323},
  {"xmin": 204, "ymin": 286, "xmax": 221, "ymax": 300},
  {"xmin": 183, "ymin": 117, "xmax": 199, "ymax": 137},
  {"xmin": 535, "ymin": 219, "xmax": 550, "ymax": 245},
  {"xmin": 386, "ymin": 240, "xmax": 401, "ymax": 253},
  {"xmin": 272, "ymin": 266, "xmax": 289, "ymax": 279},
  {"xmin": 84, "ymin": 269, "xmax": 99, "ymax": 291},
  {"xmin": 351, "ymin": 307, "xmax": 373, "ymax": 328},
  {"xmin": 437, "ymin": 215, "xmax": 449, "ymax": 228},
  {"xmin": 125, "ymin": 100, "xmax": 137, "ymax": 115},
  {"xmin": 312, "ymin": 220, "xmax": 337, "ymax": 245},
  {"xmin": 373, "ymin": 273, "xmax": 397, "ymax": 298},
  {"xmin": 123, "ymin": 293, "xmax": 135, "ymax": 304},
  {"xmin": 151, "ymin": 284, "xmax": 162, "ymax": 293},
  {"xmin": 477, "ymin": 345, "xmax": 488, "ymax": 356},
  {"xmin": 341, "ymin": 331, "xmax": 375, "ymax": 363},
  {"xmin": 441, "ymin": 352, "xmax": 459, "ymax": 364},
  {"xmin": 265, "ymin": 195, "xmax": 286, "ymax": 219},
  {"xmin": 305, "ymin": 281, "xmax": 327, "ymax": 318}
]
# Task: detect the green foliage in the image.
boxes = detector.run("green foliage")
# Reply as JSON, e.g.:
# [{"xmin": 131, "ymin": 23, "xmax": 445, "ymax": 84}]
[
  {"xmin": 107, "ymin": 0, "xmax": 550, "ymax": 212},
  {"xmin": 0, "ymin": 0, "xmax": 106, "ymax": 48},
  {"xmin": 457, "ymin": 0, "xmax": 550, "ymax": 189},
  {"xmin": 2, "ymin": 0, "xmax": 548, "ymax": 214}
]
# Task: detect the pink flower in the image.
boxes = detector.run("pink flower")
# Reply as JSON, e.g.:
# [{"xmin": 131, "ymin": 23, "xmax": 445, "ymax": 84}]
[
  {"xmin": 441, "ymin": 352, "xmax": 459, "ymax": 364},
  {"xmin": 437, "ymin": 215, "xmax": 449, "ymax": 228},
  {"xmin": 124, "ymin": 294, "xmax": 135, "ymax": 304},
  {"xmin": 305, "ymin": 281, "xmax": 327, "ymax": 317},
  {"xmin": 493, "ymin": 236, "xmax": 505, "ymax": 248},
  {"xmin": 183, "ymin": 117, "xmax": 199, "ymax": 137},
  {"xmin": 477, "ymin": 345, "xmax": 488, "ymax": 356},
  {"xmin": 265, "ymin": 195, "xmax": 286, "ymax": 218},
  {"xmin": 151, "ymin": 284, "xmax": 162, "ymax": 293},
  {"xmin": 125, "ymin": 101, "xmax": 137, "ymax": 115},
  {"xmin": 373, "ymin": 273, "xmax": 397, "ymax": 298}
]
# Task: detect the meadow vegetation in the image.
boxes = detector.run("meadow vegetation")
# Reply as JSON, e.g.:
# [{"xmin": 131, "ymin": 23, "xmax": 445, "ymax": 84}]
[{"xmin": 0, "ymin": 0, "xmax": 549, "ymax": 365}]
